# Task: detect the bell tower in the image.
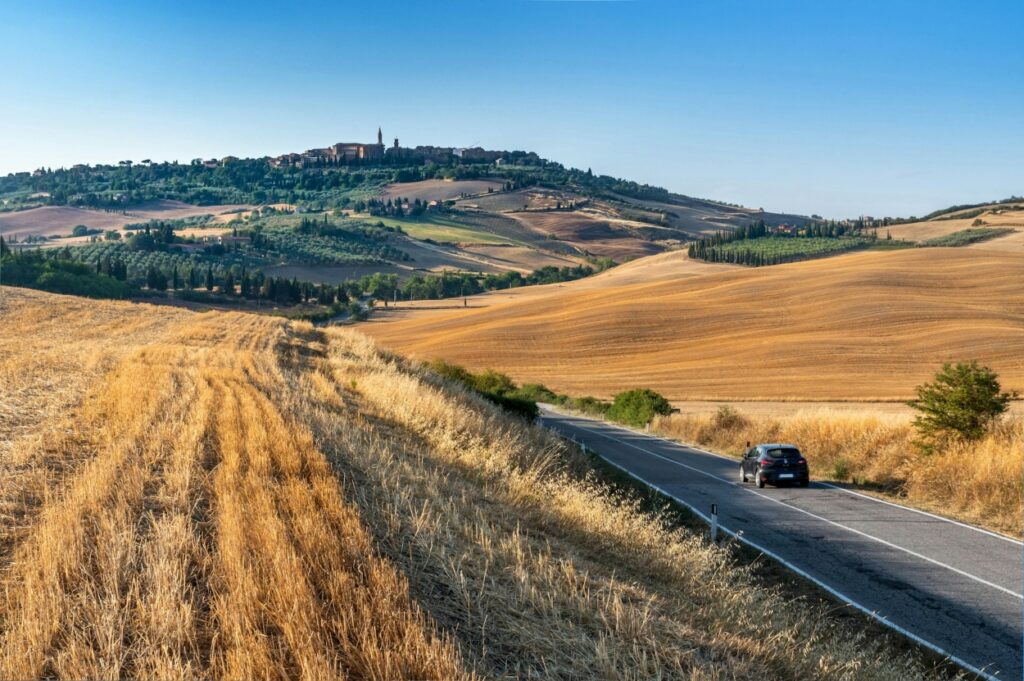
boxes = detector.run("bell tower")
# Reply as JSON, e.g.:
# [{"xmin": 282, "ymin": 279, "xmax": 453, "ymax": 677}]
[{"xmin": 377, "ymin": 127, "xmax": 383, "ymax": 145}]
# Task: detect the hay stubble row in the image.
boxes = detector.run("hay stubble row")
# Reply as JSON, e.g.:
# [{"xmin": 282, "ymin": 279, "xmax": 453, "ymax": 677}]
[{"xmin": 0, "ymin": 287, "xmax": 941, "ymax": 679}]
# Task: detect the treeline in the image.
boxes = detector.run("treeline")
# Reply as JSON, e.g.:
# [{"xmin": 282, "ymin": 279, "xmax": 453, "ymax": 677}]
[
  {"xmin": 360, "ymin": 264, "xmax": 598, "ymax": 302},
  {"xmin": 348, "ymin": 198, "xmax": 437, "ymax": 218},
  {"xmin": 0, "ymin": 244, "xmax": 132, "ymax": 299},
  {"xmin": 687, "ymin": 220, "xmax": 876, "ymax": 265},
  {"xmin": 426, "ymin": 358, "xmax": 675, "ymax": 427}
]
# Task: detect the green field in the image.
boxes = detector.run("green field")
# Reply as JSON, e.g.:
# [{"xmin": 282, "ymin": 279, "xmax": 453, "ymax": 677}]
[
  {"xmin": 372, "ymin": 215, "xmax": 517, "ymax": 245},
  {"xmin": 920, "ymin": 227, "xmax": 1015, "ymax": 247},
  {"xmin": 713, "ymin": 236, "xmax": 872, "ymax": 262}
]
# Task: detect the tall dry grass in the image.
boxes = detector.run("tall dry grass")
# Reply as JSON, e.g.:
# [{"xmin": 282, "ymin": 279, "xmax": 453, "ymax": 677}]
[
  {"xmin": 0, "ymin": 289, "xmax": 470, "ymax": 680},
  {"xmin": 653, "ymin": 406, "xmax": 1023, "ymax": 536},
  {"xmin": 0, "ymin": 287, "xmax": 950, "ymax": 679},
  {"xmin": 303, "ymin": 328, "xmax": 935, "ymax": 680}
]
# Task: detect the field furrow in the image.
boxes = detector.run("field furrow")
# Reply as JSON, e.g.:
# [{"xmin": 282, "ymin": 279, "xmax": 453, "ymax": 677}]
[{"xmin": 0, "ymin": 288, "xmax": 954, "ymax": 679}]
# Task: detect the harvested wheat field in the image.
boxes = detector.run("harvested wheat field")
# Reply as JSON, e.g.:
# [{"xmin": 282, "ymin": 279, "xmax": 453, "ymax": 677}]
[
  {"xmin": 0, "ymin": 201, "xmax": 249, "ymax": 238},
  {"xmin": 378, "ymin": 179, "xmax": 505, "ymax": 202},
  {"xmin": 510, "ymin": 211, "xmax": 662, "ymax": 261},
  {"xmin": 884, "ymin": 209, "xmax": 1024, "ymax": 249},
  {"xmin": 0, "ymin": 286, "xmax": 941, "ymax": 679},
  {"xmin": 364, "ymin": 248, "xmax": 1024, "ymax": 401}
]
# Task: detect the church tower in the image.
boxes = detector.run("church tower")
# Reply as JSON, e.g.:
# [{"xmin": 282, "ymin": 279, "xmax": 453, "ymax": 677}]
[{"xmin": 377, "ymin": 127, "xmax": 383, "ymax": 145}]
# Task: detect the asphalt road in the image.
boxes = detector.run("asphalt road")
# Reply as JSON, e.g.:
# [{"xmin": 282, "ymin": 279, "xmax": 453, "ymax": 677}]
[{"xmin": 539, "ymin": 407, "xmax": 1024, "ymax": 680}]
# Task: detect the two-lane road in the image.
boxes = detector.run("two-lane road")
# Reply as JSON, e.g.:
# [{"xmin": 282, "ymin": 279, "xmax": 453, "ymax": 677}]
[{"xmin": 540, "ymin": 407, "xmax": 1023, "ymax": 679}]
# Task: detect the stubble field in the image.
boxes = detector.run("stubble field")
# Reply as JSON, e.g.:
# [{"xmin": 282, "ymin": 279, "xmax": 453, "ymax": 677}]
[
  {"xmin": 364, "ymin": 247, "xmax": 1024, "ymax": 401},
  {"xmin": 0, "ymin": 286, "xmax": 940, "ymax": 679}
]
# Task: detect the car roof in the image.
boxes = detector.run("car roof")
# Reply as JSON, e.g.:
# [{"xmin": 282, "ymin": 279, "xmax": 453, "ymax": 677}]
[{"xmin": 756, "ymin": 443, "xmax": 800, "ymax": 450}]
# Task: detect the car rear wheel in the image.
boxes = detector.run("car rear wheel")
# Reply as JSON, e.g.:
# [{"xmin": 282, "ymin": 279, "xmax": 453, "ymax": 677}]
[
  {"xmin": 756, "ymin": 472, "xmax": 765, "ymax": 488},
  {"xmin": 799, "ymin": 479, "xmax": 809, "ymax": 488}
]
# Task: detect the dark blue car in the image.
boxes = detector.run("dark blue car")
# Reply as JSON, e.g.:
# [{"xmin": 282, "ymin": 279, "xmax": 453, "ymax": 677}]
[{"xmin": 740, "ymin": 443, "xmax": 810, "ymax": 488}]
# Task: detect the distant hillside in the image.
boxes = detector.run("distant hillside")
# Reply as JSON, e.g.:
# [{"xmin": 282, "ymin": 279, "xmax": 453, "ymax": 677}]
[
  {"xmin": 363, "ymin": 247, "xmax": 1024, "ymax": 401},
  {"xmin": 0, "ymin": 148, "xmax": 818, "ymax": 305}
]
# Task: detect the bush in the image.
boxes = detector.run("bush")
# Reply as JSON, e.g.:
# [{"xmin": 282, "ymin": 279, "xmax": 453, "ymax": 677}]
[
  {"xmin": 424, "ymin": 360, "xmax": 539, "ymax": 420},
  {"xmin": 712, "ymin": 404, "xmax": 749, "ymax": 431},
  {"xmin": 485, "ymin": 393, "xmax": 539, "ymax": 420},
  {"xmin": 347, "ymin": 302, "xmax": 368, "ymax": 321},
  {"xmin": 472, "ymin": 369, "xmax": 517, "ymax": 396},
  {"xmin": 606, "ymin": 388, "xmax": 675, "ymax": 427},
  {"xmin": 514, "ymin": 383, "xmax": 559, "ymax": 403},
  {"xmin": 908, "ymin": 361, "xmax": 1017, "ymax": 450},
  {"xmin": 426, "ymin": 359, "xmax": 475, "ymax": 386}
]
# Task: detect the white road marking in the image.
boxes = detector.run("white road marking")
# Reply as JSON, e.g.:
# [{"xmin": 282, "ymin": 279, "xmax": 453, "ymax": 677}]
[
  {"xmin": 563, "ymin": 431, "xmax": 1002, "ymax": 681},
  {"xmin": 554, "ymin": 416, "xmax": 1024, "ymax": 600},
  {"xmin": 569, "ymin": 409, "xmax": 1024, "ymax": 546}
]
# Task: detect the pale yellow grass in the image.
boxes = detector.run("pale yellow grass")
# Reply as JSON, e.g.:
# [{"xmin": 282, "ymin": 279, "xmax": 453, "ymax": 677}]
[
  {"xmin": 0, "ymin": 288, "xmax": 468, "ymax": 680},
  {"xmin": 0, "ymin": 287, "xmax": 952, "ymax": 678},
  {"xmin": 364, "ymin": 247, "xmax": 1024, "ymax": 401},
  {"xmin": 886, "ymin": 208, "xmax": 1024, "ymax": 244},
  {"xmin": 653, "ymin": 407, "xmax": 1023, "ymax": 536}
]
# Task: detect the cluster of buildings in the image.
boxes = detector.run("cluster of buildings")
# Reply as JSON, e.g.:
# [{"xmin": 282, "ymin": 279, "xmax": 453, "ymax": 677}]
[{"xmin": 268, "ymin": 128, "xmax": 538, "ymax": 168}]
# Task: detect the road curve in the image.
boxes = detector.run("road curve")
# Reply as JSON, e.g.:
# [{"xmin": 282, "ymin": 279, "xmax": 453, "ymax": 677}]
[{"xmin": 539, "ymin": 407, "xmax": 1023, "ymax": 679}]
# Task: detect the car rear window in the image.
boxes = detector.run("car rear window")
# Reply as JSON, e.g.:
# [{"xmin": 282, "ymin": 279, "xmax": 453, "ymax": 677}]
[{"xmin": 766, "ymin": 448, "xmax": 801, "ymax": 458}]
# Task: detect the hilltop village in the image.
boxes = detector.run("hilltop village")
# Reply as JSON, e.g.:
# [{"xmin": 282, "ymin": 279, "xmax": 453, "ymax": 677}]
[{"xmin": 268, "ymin": 128, "xmax": 540, "ymax": 169}]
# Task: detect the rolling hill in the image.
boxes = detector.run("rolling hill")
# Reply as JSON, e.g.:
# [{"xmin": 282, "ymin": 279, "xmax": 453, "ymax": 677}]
[
  {"xmin": 0, "ymin": 286, "xmax": 931, "ymax": 679},
  {"xmin": 363, "ymin": 247, "xmax": 1024, "ymax": 401}
]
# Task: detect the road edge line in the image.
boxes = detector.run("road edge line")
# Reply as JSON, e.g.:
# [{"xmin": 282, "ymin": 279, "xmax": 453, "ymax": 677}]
[
  {"xmin": 552, "ymin": 431, "xmax": 1002, "ymax": 681},
  {"xmin": 542, "ymin": 405, "xmax": 1023, "ymax": 546}
]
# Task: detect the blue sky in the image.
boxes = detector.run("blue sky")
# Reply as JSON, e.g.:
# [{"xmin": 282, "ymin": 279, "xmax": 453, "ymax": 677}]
[{"xmin": 1, "ymin": 0, "xmax": 1021, "ymax": 217}]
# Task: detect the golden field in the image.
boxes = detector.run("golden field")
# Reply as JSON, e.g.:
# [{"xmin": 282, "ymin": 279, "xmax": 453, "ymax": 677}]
[
  {"xmin": 0, "ymin": 286, "xmax": 942, "ymax": 679},
  {"xmin": 363, "ymin": 247, "xmax": 1024, "ymax": 401},
  {"xmin": 886, "ymin": 207, "xmax": 1024, "ymax": 251}
]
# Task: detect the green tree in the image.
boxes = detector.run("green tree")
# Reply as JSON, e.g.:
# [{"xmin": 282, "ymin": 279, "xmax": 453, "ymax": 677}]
[
  {"xmin": 907, "ymin": 361, "xmax": 1017, "ymax": 449},
  {"xmin": 607, "ymin": 388, "xmax": 675, "ymax": 427}
]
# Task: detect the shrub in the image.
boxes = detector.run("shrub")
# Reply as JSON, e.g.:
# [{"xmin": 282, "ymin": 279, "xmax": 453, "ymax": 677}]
[
  {"xmin": 424, "ymin": 360, "xmax": 538, "ymax": 420},
  {"xmin": 485, "ymin": 393, "xmax": 539, "ymax": 420},
  {"xmin": 908, "ymin": 361, "xmax": 1017, "ymax": 451},
  {"xmin": 426, "ymin": 359, "xmax": 475, "ymax": 386},
  {"xmin": 607, "ymin": 388, "xmax": 675, "ymax": 427},
  {"xmin": 472, "ymin": 369, "xmax": 517, "ymax": 397},
  {"xmin": 514, "ymin": 383, "xmax": 559, "ymax": 403},
  {"xmin": 712, "ymin": 404, "xmax": 749, "ymax": 431}
]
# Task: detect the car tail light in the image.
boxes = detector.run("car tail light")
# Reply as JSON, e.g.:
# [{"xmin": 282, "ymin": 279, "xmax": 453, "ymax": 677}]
[
  {"xmin": 797, "ymin": 458, "xmax": 806, "ymax": 465},
  {"xmin": 759, "ymin": 458, "xmax": 773, "ymax": 467}
]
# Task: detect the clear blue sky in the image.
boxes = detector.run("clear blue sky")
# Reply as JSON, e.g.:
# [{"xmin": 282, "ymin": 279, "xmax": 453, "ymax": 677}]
[{"xmin": 2, "ymin": 0, "xmax": 1021, "ymax": 217}]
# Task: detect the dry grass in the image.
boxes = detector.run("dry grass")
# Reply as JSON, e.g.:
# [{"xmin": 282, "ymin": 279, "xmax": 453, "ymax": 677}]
[
  {"xmin": 378, "ymin": 179, "xmax": 505, "ymax": 202},
  {"xmin": 363, "ymin": 247, "xmax": 1024, "ymax": 401},
  {"xmin": 886, "ymin": 208, "xmax": 1024, "ymax": 244},
  {"xmin": 653, "ymin": 407, "xmax": 1023, "ymax": 536},
  {"xmin": 0, "ymin": 286, "xmax": 951, "ymax": 678},
  {"xmin": 0, "ymin": 201, "xmax": 248, "ymax": 238},
  {"xmin": 0, "ymin": 288, "xmax": 467, "ymax": 680},
  {"xmin": 509, "ymin": 211, "xmax": 662, "ymax": 260}
]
